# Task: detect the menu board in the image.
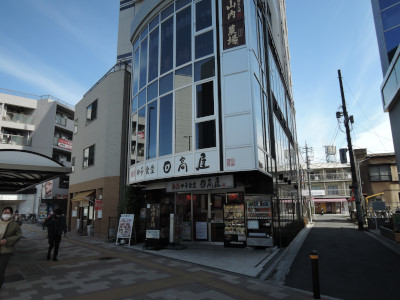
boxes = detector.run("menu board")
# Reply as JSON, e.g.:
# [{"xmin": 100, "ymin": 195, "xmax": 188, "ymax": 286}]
[
  {"xmin": 196, "ymin": 222, "xmax": 208, "ymax": 240},
  {"xmin": 116, "ymin": 214, "xmax": 135, "ymax": 245}
]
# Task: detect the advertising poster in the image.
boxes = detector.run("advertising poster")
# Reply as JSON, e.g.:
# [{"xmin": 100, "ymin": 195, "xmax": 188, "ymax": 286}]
[
  {"xmin": 42, "ymin": 180, "xmax": 53, "ymax": 199},
  {"xmin": 116, "ymin": 214, "xmax": 134, "ymax": 245}
]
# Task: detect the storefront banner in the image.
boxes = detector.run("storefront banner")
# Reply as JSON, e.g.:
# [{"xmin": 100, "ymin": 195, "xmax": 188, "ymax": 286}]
[
  {"xmin": 166, "ymin": 175, "xmax": 234, "ymax": 192},
  {"xmin": 222, "ymin": 0, "xmax": 245, "ymax": 50},
  {"xmin": 116, "ymin": 214, "xmax": 134, "ymax": 239},
  {"xmin": 129, "ymin": 150, "xmax": 220, "ymax": 184},
  {"xmin": 58, "ymin": 138, "xmax": 72, "ymax": 151}
]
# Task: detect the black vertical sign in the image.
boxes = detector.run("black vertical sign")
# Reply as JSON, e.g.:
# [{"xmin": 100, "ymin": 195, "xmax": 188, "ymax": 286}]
[{"xmin": 222, "ymin": 0, "xmax": 245, "ymax": 50}]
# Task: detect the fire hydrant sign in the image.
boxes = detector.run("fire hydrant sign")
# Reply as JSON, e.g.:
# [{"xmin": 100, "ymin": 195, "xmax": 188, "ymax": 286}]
[{"xmin": 116, "ymin": 214, "xmax": 134, "ymax": 246}]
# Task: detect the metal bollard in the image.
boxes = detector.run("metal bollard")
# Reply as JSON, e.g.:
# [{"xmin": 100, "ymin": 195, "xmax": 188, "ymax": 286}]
[{"xmin": 310, "ymin": 250, "xmax": 321, "ymax": 299}]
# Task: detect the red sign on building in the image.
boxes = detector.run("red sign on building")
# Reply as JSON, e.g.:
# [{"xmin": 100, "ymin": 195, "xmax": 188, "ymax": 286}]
[{"xmin": 95, "ymin": 199, "xmax": 103, "ymax": 211}]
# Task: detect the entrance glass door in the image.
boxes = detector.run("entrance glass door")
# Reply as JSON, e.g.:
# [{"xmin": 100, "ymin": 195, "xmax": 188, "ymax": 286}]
[
  {"xmin": 211, "ymin": 194, "xmax": 225, "ymax": 242},
  {"xmin": 193, "ymin": 194, "xmax": 208, "ymax": 241},
  {"xmin": 176, "ymin": 194, "xmax": 192, "ymax": 241}
]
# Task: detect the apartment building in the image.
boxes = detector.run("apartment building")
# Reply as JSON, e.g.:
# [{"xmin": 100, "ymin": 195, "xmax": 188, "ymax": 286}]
[
  {"xmin": 127, "ymin": 0, "xmax": 301, "ymax": 248},
  {"xmin": 302, "ymin": 163, "xmax": 352, "ymax": 214},
  {"xmin": 0, "ymin": 89, "xmax": 74, "ymax": 215},
  {"xmin": 68, "ymin": 63, "xmax": 131, "ymax": 238}
]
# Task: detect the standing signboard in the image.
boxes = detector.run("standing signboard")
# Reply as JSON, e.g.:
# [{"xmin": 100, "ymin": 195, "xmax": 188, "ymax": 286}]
[{"xmin": 116, "ymin": 214, "xmax": 135, "ymax": 245}]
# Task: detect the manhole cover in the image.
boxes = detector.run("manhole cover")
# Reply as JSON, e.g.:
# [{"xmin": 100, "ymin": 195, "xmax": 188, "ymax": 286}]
[{"xmin": 95, "ymin": 257, "xmax": 114, "ymax": 261}]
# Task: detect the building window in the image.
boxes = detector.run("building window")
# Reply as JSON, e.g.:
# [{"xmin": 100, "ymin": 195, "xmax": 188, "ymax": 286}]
[
  {"xmin": 74, "ymin": 119, "xmax": 78, "ymax": 134},
  {"xmin": 86, "ymin": 100, "xmax": 97, "ymax": 125},
  {"xmin": 369, "ymin": 165, "xmax": 392, "ymax": 181},
  {"xmin": 327, "ymin": 185, "xmax": 339, "ymax": 195},
  {"xmin": 58, "ymin": 175, "xmax": 69, "ymax": 189},
  {"xmin": 196, "ymin": 81, "xmax": 214, "ymax": 118},
  {"xmin": 83, "ymin": 145, "xmax": 95, "ymax": 169},
  {"xmin": 71, "ymin": 157, "xmax": 75, "ymax": 173},
  {"xmin": 196, "ymin": 120, "xmax": 216, "ymax": 149}
]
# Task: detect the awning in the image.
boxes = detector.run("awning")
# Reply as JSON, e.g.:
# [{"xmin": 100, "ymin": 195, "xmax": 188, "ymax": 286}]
[
  {"xmin": 313, "ymin": 198, "xmax": 347, "ymax": 203},
  {"xmin": 0, "ymin": 150, "xmax": 72, "ymax": 193},
  {"xmin": 70, "ymin": 191, "xmax": 95, "ymax": 202}
]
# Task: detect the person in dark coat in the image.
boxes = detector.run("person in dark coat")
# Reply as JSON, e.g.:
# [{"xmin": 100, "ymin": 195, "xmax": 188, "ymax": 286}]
[{"xmin": 43, "ymin": 208, "xmax": 67, "ymax": 261}]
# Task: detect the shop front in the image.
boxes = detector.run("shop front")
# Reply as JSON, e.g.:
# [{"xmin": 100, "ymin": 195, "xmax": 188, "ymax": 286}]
[
  {"xmin": 142, "ymin": 174, "xmax": 273, "ymax": 248},
  {"xmin": 313, "ymin": 198, "xmax": 349, "ymax": 214}
]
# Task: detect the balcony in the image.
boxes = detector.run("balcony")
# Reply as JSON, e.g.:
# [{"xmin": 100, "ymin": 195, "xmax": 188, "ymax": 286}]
[
  {"xmin": 326, "ymin": 188, "xmax": 350, "ymax": 197},
  {"xmin": 53, "ymin": 137, "xmax": 72, "ymax": 151},
  {"xmin": 2, "ymin": 111, "xmax": 34, "ymax": 125},
  {"xmin": 310, "ymin": 173, "xmax": 351, "ymax": 181},
  {"xmin": 0, "ymin": 133, "xmax": 32, "ymax": 146},
  {"xmin": 55, "ymin": 115, "xmax": 67, "ymax": 126}
]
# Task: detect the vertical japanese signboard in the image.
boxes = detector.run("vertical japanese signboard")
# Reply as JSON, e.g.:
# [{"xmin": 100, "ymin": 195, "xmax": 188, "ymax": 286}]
[{"xmin": 222, "ymin": 0, "xmax": 245, "ymax": 50}]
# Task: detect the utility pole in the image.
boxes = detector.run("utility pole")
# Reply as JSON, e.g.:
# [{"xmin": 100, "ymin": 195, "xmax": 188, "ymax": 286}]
[
  {"xmin": 303, "ymin": 142, "xmax": 314, "ymax": 223},
  {"xmin": 337, "ymin": 69, "xmax": 364, "ymax": 230}
]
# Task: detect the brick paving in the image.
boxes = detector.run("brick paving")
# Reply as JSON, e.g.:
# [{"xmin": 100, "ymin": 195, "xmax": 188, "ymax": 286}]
[{"xmin": 1, "ymin": 224, "xmax": 316, "ymax": 300}]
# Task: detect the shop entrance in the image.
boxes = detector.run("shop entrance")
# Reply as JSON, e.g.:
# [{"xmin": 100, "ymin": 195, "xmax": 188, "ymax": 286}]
[{"xmin": 176, "ymin": 193, "xmax": 225, "ymax": 243}]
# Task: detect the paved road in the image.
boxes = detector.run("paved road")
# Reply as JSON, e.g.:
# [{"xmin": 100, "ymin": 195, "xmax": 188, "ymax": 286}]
[
  {"xmin": 284, "ymin": 214, "xmax": 400, "ymax": 300},
  {"xmin": 2, "ymin": 224, "xmax": 313, "ymax": 300}
]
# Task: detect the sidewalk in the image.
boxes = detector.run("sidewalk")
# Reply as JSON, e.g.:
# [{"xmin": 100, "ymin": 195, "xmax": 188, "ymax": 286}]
[{"xmin": 2, "ymin": 223, "xmax": 318, "ymax": 300}]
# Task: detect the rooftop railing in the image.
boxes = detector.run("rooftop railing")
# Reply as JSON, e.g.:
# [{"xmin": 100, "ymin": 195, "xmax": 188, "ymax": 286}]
[{"xmin": 0, "ymin": 88, "xmax": 74, "ymax": 110}]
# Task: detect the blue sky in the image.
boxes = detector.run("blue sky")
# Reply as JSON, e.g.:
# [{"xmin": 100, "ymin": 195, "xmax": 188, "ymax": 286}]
[
  {"xmin": 0, "ymin": 0, "xmax": 394, "ymax": 163},
  {"xmin": 286, "ymin": 0, "xmax": 394, "ymax": 163}
]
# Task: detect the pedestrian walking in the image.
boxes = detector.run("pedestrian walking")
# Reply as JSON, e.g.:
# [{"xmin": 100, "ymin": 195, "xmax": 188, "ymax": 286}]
[
  {"xmin": 0, "ymin": 206, "xmax": 22, "ymax": 289},
  {"xmin": 43, "ymin": 208, "xmax": 67, "ymax": 261}
]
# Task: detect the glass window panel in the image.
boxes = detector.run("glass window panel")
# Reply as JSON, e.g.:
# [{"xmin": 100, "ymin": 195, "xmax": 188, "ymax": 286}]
[
  {"xmin": 160, "ymin": 17, "xmax": 174, "ymax": 74},
  {"xmin": 161, "ymin": 3, "xmax": 174, "ymax": 20},
  {"xmin": 384, "ymin": 26, "xmax": 400, "ymax": 62},
  {"xmin": 133, "ymin": 38, "xmax": 140, "ymax": 51},
  {"xmin": 133, "ymin": 49, "xmax": 140, "ymax": 96},
  {"xmin": 196, "ymin": 120, "xmax": 216, "ymax": 149},
  {"xmin": 137, "ymin": 107, "xmax": 146, "ymax": 163},
  {"xmin": 195, "ymin": 30, "xmax": 214, "ymax": 59},
  {"xmin": 196, "ymin": 81, "xmax": 214, "ymax": 118},
  {"xmin": 379, "ymin": 0, "xmax": 399, "ymax": 10},
  {"xmin": 175, "ymin": 64, "xmax": 193, "ymax": 89},
  {"xmin": 131, "ymin": 113, "xmax": 138, "ymax": 165},
  {"xmin": 140, "ymin": 26, "xmax": 148, "ymax": 40},
  {"xmin": 194, "ymin": 57, "xmax": 214, "ymax": 81},
  {"xmin": 149, "ymin": 15, "xmax": 159, "ymax": 31},
  {"xmin": 147, "ymin": 101, "xmax": 158, "ymax": 159},
  {"xmin": 382, "ymin": 5, "xmax": 400, "ymax": 30},
  {"xmin": 159, "ymin": 93, "xmax": 173, "ymax": 156},
  {"xmin": 148, "ymin": 28, "xmax": 159, "ymax": 82},
  {"xmin": 139, "ymin": 38, "xmax": 148, "ymax": 89},
  {"xmin": 132, "ymin": 96, "xmax": 138, "ymax": 113},
  {"xmin": 264, "ymin": 93, "xmax": 270, "ymax": 154},
  {"xmin": 160, "ymin": 72, "xmax": 173, "ymax": 95},
  {"xmin": 176, "ymin": 0, "xmax": 191, "ymax": 11},
  {"xmin": 139, "ymin": 89, "xmax": 147, "ymax": 108},
  {"xmin": 253, "ymin": 77, "xmax": 264, "ymax": 148},
  {"xmin": 196, "ymin": 0, "xmax": 212, "ymax": 31},
  {"xmin": 176, "ymin": 6, "xmax": 192, "ymax": 67},
  {"xmin": 175, "ymin": 86, "xmax": 193, "ymax": 153},
  {"xmin": 147, "ymin": 80, "xmax": 158, "ymax": 101}
]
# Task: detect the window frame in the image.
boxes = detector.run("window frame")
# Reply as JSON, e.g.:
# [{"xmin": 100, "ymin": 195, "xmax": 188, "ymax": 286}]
[
  {"xmin": 86, "ymin": 100, "xmax": 98, "ymax": 125},
  {"xmin": 83, "ymin": 145, "xmax": 95, "ymax": 169}
]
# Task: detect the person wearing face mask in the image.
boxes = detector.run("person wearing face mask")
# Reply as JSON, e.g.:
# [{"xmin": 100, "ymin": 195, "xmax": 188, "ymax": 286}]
[
  {"xmin": 0, "ymin": 206, "xmax": 22, "ymax": 289},
  {"xmin": 43, "ymin": 208, "xmax": 67, "ymax": 261}
]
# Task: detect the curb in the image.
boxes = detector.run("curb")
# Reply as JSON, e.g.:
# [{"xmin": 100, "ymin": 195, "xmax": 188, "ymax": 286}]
[{"xmin": 258, "ymin": 223, "xmax": 314, "ymax": 282}]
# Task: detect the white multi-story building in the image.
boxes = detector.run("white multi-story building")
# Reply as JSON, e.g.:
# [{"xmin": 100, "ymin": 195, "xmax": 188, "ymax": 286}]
[
  {"xmin": 127, "ymin": 0, "xmax": 301, "ymax": 248},
  {"xmin": 302, "ymin": 163, "xmax": 352, "ymax": 215},
  {"xmin": 0, "ymin": 89, "xmax": 74, "ymax": 216}
]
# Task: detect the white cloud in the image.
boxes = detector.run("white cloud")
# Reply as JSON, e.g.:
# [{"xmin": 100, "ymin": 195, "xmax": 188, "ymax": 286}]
[{"xmin": 0, "ymin": 45, "xmax": 85, "ymax": 104}]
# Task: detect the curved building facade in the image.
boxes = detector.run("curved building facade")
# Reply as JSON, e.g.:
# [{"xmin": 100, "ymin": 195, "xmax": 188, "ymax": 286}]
[{"xmin": 128, "ymin": 0, "xmax": 301, "ymax": 247}]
